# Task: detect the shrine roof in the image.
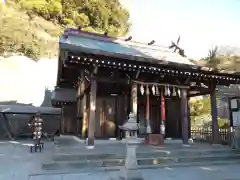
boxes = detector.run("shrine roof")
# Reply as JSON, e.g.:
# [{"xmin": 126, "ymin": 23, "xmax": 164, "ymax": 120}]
[
  {"xmin": 59, "ymin": 28, "xmax": 240, "ymax": 78},
  {"xmin": 59, "ymin": 28, "xmax": 193, "ymax": 65},
  {"xmin": 0, "ymin": 105, "xmax": 61, "ymax": 115}
]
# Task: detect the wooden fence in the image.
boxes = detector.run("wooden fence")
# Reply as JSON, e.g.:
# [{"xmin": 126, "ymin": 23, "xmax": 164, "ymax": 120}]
[{"xmin": 191, "ymin": 127, "xmax": 230, "ymax": 145}]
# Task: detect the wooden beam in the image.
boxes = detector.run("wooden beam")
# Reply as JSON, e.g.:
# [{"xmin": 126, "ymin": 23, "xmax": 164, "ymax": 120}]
[
  {"xmin": 93, "ymin": 76, "xmax": 130, "ymax": 84},
  {"xmin": 135, "ymin": 69, "xmax": 140, "ymax": 79},
  {"xmin": 188, "ymin": 91, "xmax": 210, "ymax": 97}
]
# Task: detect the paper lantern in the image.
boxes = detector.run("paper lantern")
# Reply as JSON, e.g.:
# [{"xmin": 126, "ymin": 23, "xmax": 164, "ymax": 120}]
[
  {"xmin": 140, "ymin": 84, "xmax": 144, "ymax": 95},
  {"xmin": 152, "ymin": 85, "xmax": 156, "ymax": 95},
  {"xmin": 172, "ymin": 87, "xmax": 177, "ymax": 96}
]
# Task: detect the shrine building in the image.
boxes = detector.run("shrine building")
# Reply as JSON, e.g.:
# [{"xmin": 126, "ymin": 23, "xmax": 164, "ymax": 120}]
[{"xmin": 51, "ymin": 28, "xmax": 240, "ymax": 146}]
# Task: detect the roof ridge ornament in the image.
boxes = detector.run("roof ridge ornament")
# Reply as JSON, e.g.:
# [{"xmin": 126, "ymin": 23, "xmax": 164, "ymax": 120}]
[
  {"xmin": 125, "ymin": 36, "xmax": 132, "ymax": 41},
  {"xmin": 148, "ymin": 40, "xmax": 155, "ymax": 45},
  {"xmin": 169, "ymin": 35, "xmax": 186, "ymax": 57}
]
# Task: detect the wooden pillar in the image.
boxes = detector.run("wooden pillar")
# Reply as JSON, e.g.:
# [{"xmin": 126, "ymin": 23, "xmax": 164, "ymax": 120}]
[
  {"xmin": 60, "ymin": 107, "xmax": 65, "ymax": 134},
  {"xmin": 146, "ymin": 85, "xmax": 151, "ymax": 133},
  {"xmin": 78, "ymin": 74, "xmax": 88, "ymax": 138},
  {"xmin": 228, "ymin": 98, "xmax": 233, "ymax": 127},
  {"xmin": 62, "ymin": 105, "xmax": 75, "ymax": 133},
  {"xmin": 81, "ymin": 93, "xmax": 87, "ymax": 138},
  {"xmin": 180, "ymin": 88, "xmax": 189, "ymax": 144},
  {"xmin": 87, "ymin": 79, "xmax": 97, "ymax": 146},
  {"xmin": 124, "ymin": 92, "xmax": 129, "ymax": 119},
  {"xmin": 61, "ymin": 106, "xmax": 68, "ymax": 133},
  {"xmin": 76, "ymin": 80, "xmax": 81, "ymax": 135},
  {"xmin": 131, "ymin": 83, "xmax": 138, "ymax": 117},
  {"xmin": 210, "ymin": 85, "xmax": 219, "ymax": 144},
  {"xmin": 187, "ymin": 97, "xmax": 191, "ymax": 138}
]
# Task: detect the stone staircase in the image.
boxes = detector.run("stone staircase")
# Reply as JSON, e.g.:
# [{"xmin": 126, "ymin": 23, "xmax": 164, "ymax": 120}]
[{"xmin": 41, "ymin": 136, "xmax": 240, "ymax": 173}]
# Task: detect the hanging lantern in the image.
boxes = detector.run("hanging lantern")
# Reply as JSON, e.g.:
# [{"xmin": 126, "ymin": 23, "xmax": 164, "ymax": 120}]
[
  {"xmin": 140, "ymin": 84, "xmax": 144, "ymax": 95},
  {"xmin": 152, "ymin": 85, "xmax": 156, "ymax": 95},
  {"xmin": 172, "ymin": 87, "xmax": 177, "ymax": 96},
  {"xmin": 178, "ymin": 89, "xmax": 181, "ymax": 97},
  {"xmin": 156, "ymin": 86, "xmax": 160, "ymax": 96},
  {"xmin": 146, "ymin": 85, "xmax": 150, "ymax": 95},
  {"xmin": 164, "ymin": 86, "xmax": 168, "ymax": 96}
]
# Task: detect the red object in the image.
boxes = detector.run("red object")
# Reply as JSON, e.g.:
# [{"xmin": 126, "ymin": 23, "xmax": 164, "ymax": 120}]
[{"xmin": 161, "ymin": 95, "xmax": 166, "ymax": 121}]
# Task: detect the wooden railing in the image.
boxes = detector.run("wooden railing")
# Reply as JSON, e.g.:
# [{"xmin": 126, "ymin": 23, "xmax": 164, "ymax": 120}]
[{"xmin": 191, "ymin": 127, "xmax": 230, "ymax": 145}]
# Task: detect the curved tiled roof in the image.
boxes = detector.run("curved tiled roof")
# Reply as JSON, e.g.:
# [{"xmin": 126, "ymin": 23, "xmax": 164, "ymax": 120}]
[
  {"xmin": 58, "ymin": 28, "xmax": 240, "ymax": 81},
  {"xmin": 59, "ymin": 28, "xmax": 194, "ymax": 65}
]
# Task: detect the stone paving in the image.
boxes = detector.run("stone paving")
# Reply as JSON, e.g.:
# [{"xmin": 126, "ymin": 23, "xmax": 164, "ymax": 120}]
[
  {"xmin": 27, "ymin": 165, "xmax": 240, "ymax": 180},
  {"xmin": 1, "ymin": 139, "xmax": 240, "ymax": 180}
]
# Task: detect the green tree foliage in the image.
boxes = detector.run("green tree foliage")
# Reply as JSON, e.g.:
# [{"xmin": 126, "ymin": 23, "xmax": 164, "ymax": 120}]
[
  {"xmin": 18, "ymin": 0, "xmax": 130, "ymax": 36},
  {"xmin": 190, "ymin": 96, "xmax": 229, "ymax": 128},
  {"xmin": 0, "ymin": 3, "xmax": 60, "ymax": 60},
  {"xmin": 190, "ymin": 97, "xmax": 211, "ymax": 117},
  {"xmin": 190, "ymin": 48, "xmax": 240, "ymax": 129},
  {"xmin": 190, "ymin": 97, "xmax": 211, "ymax": 127},
  {"xmin": 193, "ymin": 46, "xmax": 240, "ymax": 71},
  {"xmin": 0, "ymin": 0, "xmax": 130, "ymax": 59}
]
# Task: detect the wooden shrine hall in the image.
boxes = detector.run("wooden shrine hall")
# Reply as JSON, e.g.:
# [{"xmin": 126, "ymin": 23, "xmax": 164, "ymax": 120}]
[{"xmin": 51, "ymin": 28, "xmax": 240, "ymax": 146}]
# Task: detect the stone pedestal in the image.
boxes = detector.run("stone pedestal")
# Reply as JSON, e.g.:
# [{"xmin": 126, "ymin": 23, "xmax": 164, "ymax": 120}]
[
  {"xmin": 120, "ymin": 170, "xmax": 143, "ymax": 180},
  {"xmin": 119, "ymin": 113, "xmax": 143, "ymax": 180},
  {"xmin": 119, "ymin": 141, "xmax": 143, "ymax": 180}
]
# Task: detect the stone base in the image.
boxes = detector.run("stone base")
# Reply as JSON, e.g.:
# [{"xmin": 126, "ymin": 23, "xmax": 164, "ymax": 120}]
[
  {"xmin": 86, "ymin": 145, "xmax": 94, "ymax": 149},
  {"xmin": 211, "ymin": 144, "xmax": 222, "ymax": 147},
  {"xmin": 87, "ymin": 138, "xmax": 94, "ymax": 146},
  {"xmin": 119, "ymin": 169, "xmax": 144, "ymax": 180},
  {"xmin": 182, "ymin": 143, "xmax": 190, "ymax": 147},
  {"xmin": 122, "ymin": 138, "xmax": 142, "ymax": 144}
]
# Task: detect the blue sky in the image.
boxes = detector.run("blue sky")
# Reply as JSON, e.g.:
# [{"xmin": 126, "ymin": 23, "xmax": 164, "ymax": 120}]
[{"xmin": 121, "ymin": 0, "xmax": 240, "ymax": 59}]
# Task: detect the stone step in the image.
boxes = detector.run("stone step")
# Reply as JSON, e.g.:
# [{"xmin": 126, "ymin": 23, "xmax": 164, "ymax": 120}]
[
  {"xmin": 37, "ymin": 159, "xmax": 240, "ymax": 176},
  {"xmin": 138, "ymin": 159, "xmax": 240, "ymax": 169},
  {"xmin": 53, "ymin": 149, "xmax": 240, "ymax": 162},
  {"xmin": 138, "ymin": 154, "xmax": 240, "ymax": 165},
  {"xmin": 42, "ymin": 159, "xmax": 125, "ymax": 170},
  {"xmin": 43, "ymin": 153, "xmax": 240, "ymax": 171}
]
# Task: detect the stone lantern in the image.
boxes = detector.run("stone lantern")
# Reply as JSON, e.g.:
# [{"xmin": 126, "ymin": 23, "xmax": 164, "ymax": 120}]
[
  {"xmin": 118, "ymin": 112, "xmax": 143, "ymax": 180},
  {"xmin": 119, "ymin": 112, "xmax": 139, "ymax": 140}
]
